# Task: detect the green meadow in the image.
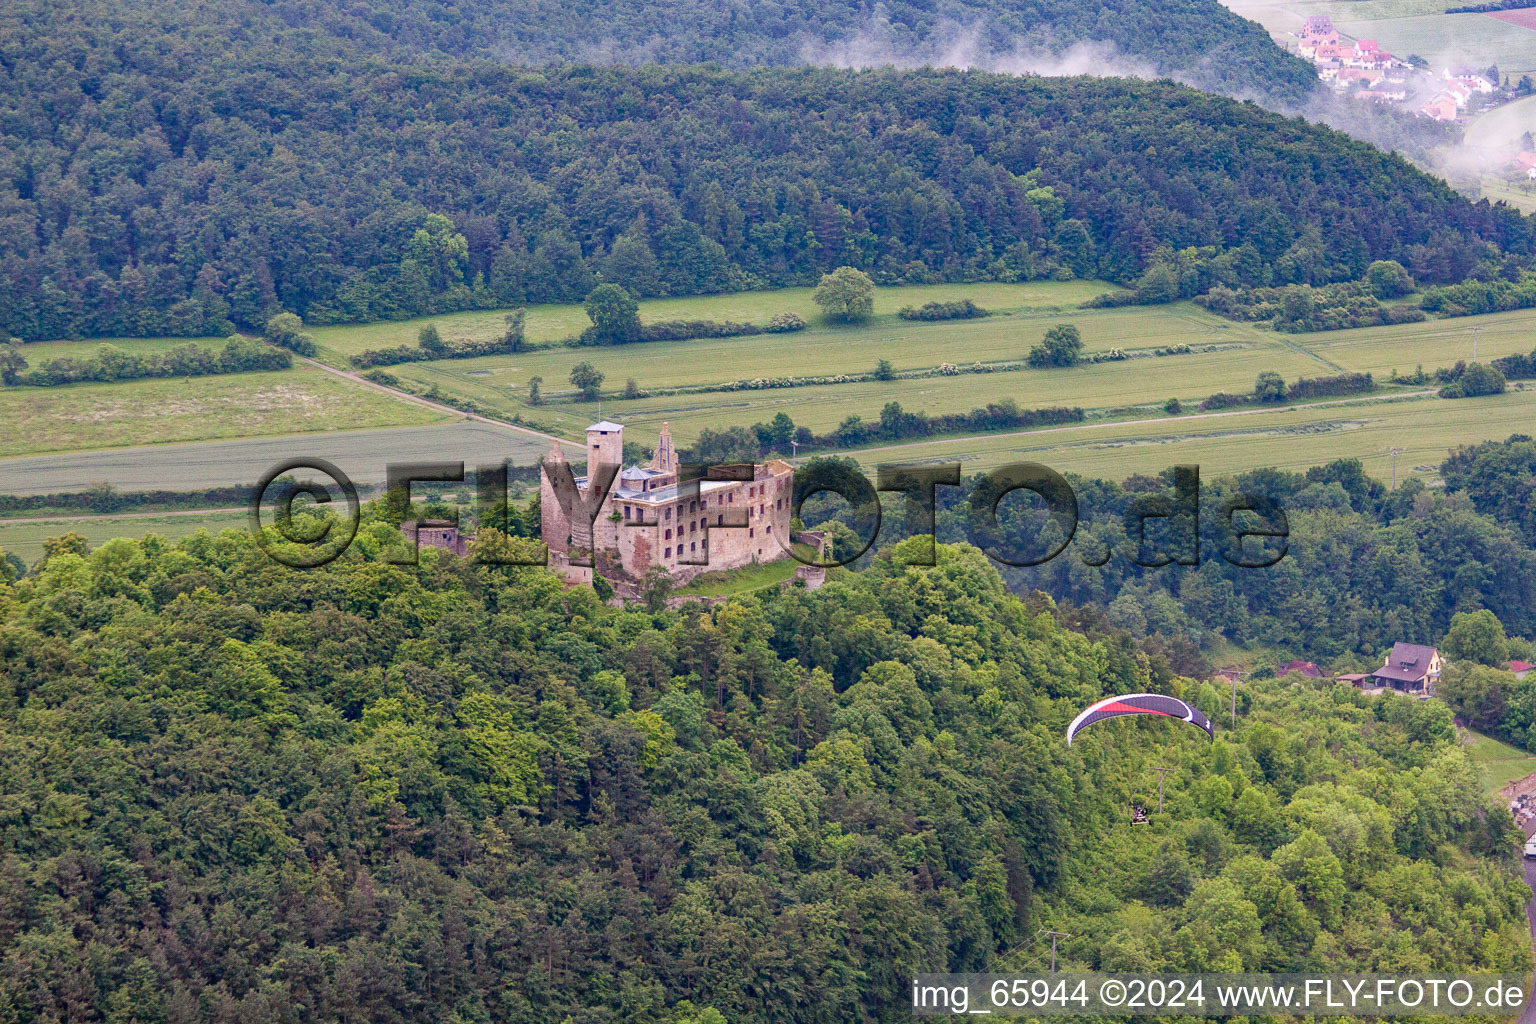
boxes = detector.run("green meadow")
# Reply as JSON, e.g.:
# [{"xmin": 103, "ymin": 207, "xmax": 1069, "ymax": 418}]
[
  {"xmin": 306, "ymin": 280, "xmax": 1114, "ymax": 360},
  {"xmin": 0, "ymin": 509, "xmax": 251, "ymax": 564},
  {"xmin": 841, "ymin": 386, "xmax": 1536, "ymax": 483},
  {"xmin": 0, "ymin": 364, "xmax": 449, "ymax": 458}
]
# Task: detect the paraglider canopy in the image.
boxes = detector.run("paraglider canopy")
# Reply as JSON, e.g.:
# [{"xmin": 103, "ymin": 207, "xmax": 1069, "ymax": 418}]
[{"xmin": 1066, "ymin": 693, "xmax": 1213, "ymax": 745}]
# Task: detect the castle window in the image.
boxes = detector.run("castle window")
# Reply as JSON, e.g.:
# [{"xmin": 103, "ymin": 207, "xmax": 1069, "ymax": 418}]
[
  {"xmin": 689, "ymin": 500, "xmax": 697, "ymax": 513},
  {"xmin": 749, "ymin": 486, "xmax": 755, "ymax": 497},
  {"xmin": 749, "ymin": 528, "xmax": 755, "ymax": 537},
  {"xmin": 716, "ymin": 515, "xmax": 723, "ymax": 525},
  {"xmin": 759, "ymin": 504, "xmax": 764, "ymax": 515},
  {"xmin": 766, "ymin": 525, "xmax": 772, "ymax": 533},
  {"xmin": 665, "ymin": 508, "xmax": 672, "ymax": 520},
  {"xmin": 665, "ymin": 529, "xmax": 672, "ymax": 540},
  {"xmin": 689, "ymin": 521, "xmax": 696, "ymax": 533},
  {"xmin": 690, "ymin": 542, "xmax": 696, "ymax": 552},
  {"xmin": 624, "ymin": 506, "xmax": 632, "ymax": 520},
  {"xmin": 665, "ymin": 547, "xmax": 672, "ymax": 558}
]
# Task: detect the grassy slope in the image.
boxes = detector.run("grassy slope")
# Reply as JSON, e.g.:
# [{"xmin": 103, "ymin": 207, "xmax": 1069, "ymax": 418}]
[{"xmin": 1466, "ymin": 728, "xmax": 1536, "ymax": 797}]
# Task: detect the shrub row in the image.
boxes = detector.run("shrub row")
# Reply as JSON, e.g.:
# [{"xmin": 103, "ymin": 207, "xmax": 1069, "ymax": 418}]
[
  {"xmin": 10, "ymin": 336, "xmax": 290, "ymax": 386},
  {"xmin": 353, "ymin": 313, "xmax": 527, "ymax": 367},
  {"xmin": 897, "ymin": 299, "xmax": 991, "ymax": 321},
  {"xmin": 1197, "ymin": 282, "xmax": 1426, "ymax": 332},
  {"xmin": 1286, "ymin": 372, "xmax": 1374, "ymax": 401},
  {"xmin": 1420, "ymin": 274, "xmax": 1536, "ymax": 318}
]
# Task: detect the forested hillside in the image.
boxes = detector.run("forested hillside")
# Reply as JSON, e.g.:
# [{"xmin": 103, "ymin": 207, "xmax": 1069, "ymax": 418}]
[
  {"xmin": 779, "ymin": 445, "xmax": 1536, "ymax": 667},
  {"xmin": 0, "ymin": 524, "xmax": 1526, "ymax": 1021},
  {"xmin": 17, "ymin": 0, "xmax": 1318, "ymax": 100},
  {"xmin": 1, "ymin": 54, "xmax": 1528, "ymax": 339}
]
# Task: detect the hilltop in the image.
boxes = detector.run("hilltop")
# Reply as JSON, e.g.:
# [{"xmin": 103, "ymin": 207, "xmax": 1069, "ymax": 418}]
[
  {"xmin": 9, "ymin": 0, "xmax": 1319, "ymax": 100},
  {"xmin": 0, "ymin": 526, "xmax": 1525, "ymax": 1020}
]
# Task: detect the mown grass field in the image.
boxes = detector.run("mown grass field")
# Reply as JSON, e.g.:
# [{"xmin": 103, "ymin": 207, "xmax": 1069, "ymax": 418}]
[
  {"xmin": 375, "ymin": 298, "xmax": 1536, "ymax": 487},
  {"xmin": 0, "ymin": 364, "xmax": 450, "ymax": 458},
  {"xmin": 306, "ymin": 280, "xmax": 1114, "ymax": 359},
  {"xmin": 0, "ymin": 509, "xmax": 251, "ymax": 565},
  {"xmin": 840, "ymin": 386, "xmax": 1536, "ymax": 483},
  {"xmin": 15, "ymin": 335, "xmax": 230, "ymax": 361},
  {"xmin": 12, "ymin": 283, "xmax": 1536, "ymax": 493},
  {"xmin": 0, "ymin": 420, "xmax": 573, "ymax": 495}
]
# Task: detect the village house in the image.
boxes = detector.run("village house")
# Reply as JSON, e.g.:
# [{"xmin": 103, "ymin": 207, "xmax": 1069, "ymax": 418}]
[
  {"xmin": 541, "ymin": 420, "xmax": 795, "ymax": 587},
  {"xmin": 1371, "ymin": 642, "xmax": 1444, "ymax": 695},
  {"xmin": 1298, "ymin": 15, "xmax": 1340, "ymax": 56},
  {"xmin": 1420, "ymin": 94, "xmax": 1460, "ymax": 121},
  {"xmin": 1278, "ymin": 659, "xmax": 1324, "ymax": 678},
  {"xmin": 1508, "ymin": 660, "xmax": 1534, "ymax": 681}
]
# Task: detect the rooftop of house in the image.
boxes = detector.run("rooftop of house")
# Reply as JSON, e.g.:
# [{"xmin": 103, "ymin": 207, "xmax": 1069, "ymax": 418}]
[
  {"xmin": 1374, "ymin": 642, "xmax": 1439, "ymax": 682},
  {"xmin": 588, "ymin": 420, "xmax": 624, "ymax": 432}
]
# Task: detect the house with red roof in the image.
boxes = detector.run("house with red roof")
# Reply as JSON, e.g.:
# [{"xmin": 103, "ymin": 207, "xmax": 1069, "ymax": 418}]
[{"xmin": 1279, "ymin": 659, "xmax": 1325, "ymax": 678}]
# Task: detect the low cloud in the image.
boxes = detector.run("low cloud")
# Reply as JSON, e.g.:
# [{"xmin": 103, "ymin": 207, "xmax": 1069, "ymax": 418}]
[{"xmin": 800, "ymin": 19, "xmax": 1160, "ymax": 81}]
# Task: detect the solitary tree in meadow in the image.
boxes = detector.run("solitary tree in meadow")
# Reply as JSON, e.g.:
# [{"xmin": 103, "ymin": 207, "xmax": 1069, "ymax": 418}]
[
  {"xmin": 813, "ymin": 266, "xmax": 875, "ymax": 322},
  {"xmin": 584, "ymin": 284, "xmax": 642, "ymax": 344},
  {"xmin": 569, "ymin": 361, "xmax": 604, "ymax": 400},
  {"xmin": 1027, "ymin": 323, "xmax": 1082, "ymax": 367}
]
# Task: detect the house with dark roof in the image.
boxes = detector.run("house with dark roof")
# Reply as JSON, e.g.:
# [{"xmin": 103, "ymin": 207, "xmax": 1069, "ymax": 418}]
[{"xmin": 1372, "ymin": 643, "xmax": 1443, "ymax": 694}]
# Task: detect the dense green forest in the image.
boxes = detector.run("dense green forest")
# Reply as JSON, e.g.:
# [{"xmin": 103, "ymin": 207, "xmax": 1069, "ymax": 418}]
[
  {"xmin": 0, "ymin": 519, "xmax": 1526, "ymax": 1022},
  {"xmin": 757, "ymin": 442, "xmax": 1536, "ymax": 669},
  {"xmin": 19, "ymin": 0, "xmax": 1318, "ymax": 99},
  {"xmin": 1, "ymin": 39, "xmax": 1528, "ymax": 339}
]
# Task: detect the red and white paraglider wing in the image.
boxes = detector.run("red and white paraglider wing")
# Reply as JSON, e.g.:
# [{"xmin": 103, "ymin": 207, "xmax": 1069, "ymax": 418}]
[{"xmin": 1066, "ymin": 693, "xmax": 1214, "ymax": 745}]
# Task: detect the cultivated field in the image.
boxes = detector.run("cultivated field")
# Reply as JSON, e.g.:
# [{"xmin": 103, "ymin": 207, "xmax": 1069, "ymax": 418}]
[
  {"xmin": 306, "ymin": 280, "xmax": 1113, "ymax": 360},
  {"xmin": 12, "ymin": 283, "xmax": 1536, "ymax": 497},
  {"xmin": 841, "ymin": 387, "xmax": 1536, "ymax": 484},
  {"xmin": 0, "ymin": 421, "xmax": 578, "ymax": 495},
  {"xmin": 382, "ymin": 301, "xmax": 1284, "ymax": 437},
  {"xmin": 0, "ymin": 364, "xmax": 450, "ymax": 458},
  {"xmin": 371, "ymin": 298, "xmax": 1536, "ymax": 482}
]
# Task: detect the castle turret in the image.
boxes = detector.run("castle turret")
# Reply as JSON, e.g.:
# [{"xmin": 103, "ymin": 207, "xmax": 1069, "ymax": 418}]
[
  {"xmin": 586, "ymin": 420, "xmax": 623, "ymax": 479},
  {"xmin": 655, "ymin": 421, "xmax": 677, "ymax": 474},
  {"xmin": 540, "ymin": 442, "xmax": 570, "ymax": 556}
]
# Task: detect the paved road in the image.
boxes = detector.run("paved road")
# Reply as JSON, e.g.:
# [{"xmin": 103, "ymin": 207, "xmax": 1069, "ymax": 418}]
[{"xmin": 299, "ymin": 355, "xmax": 571, "ymax": 446}]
